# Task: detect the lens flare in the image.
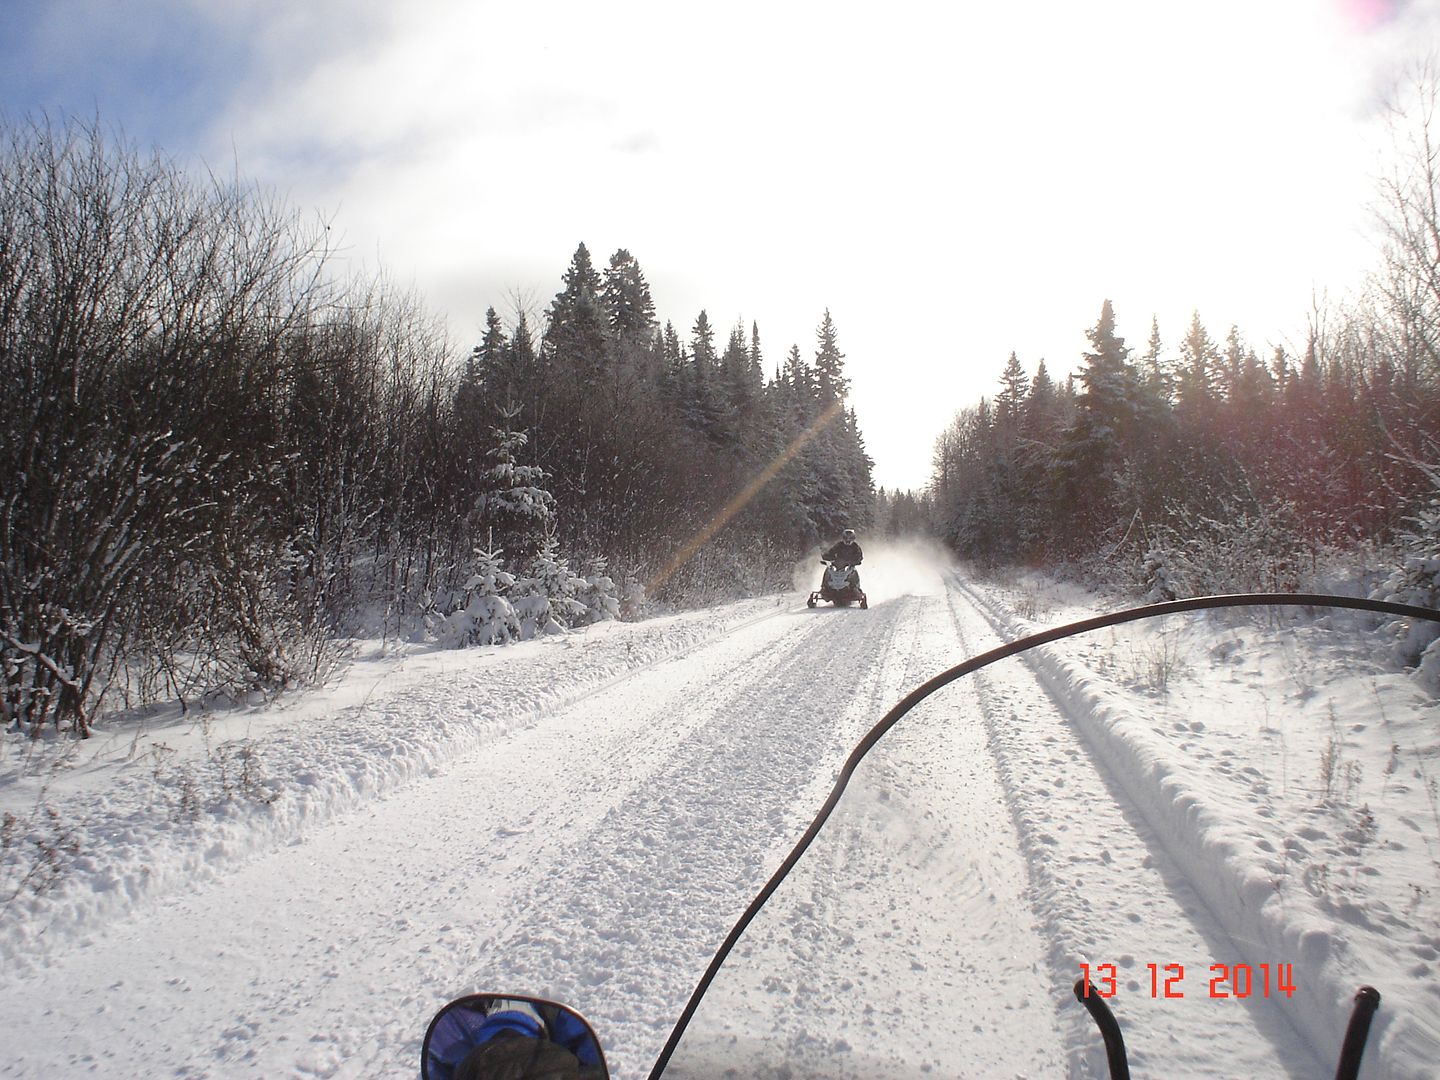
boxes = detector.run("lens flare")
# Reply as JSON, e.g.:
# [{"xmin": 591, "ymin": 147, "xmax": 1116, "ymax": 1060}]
[
  {"xmin": 1339, "ymin": 0, "xmax": 1398, "ymax": 29},
  {"xmin": 647, "ymin": 399, "xmax": 846, "ymax": 596}
]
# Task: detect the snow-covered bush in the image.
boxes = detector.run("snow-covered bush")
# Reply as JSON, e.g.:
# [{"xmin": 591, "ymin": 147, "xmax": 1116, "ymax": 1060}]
[
  {"xmin": 1369, "ymin": 501, "xmax": 1440, "ymax": 688},
  {"xmin": 1139, "ymin": 545, "xmax": 1182, "ymax": 603},
  {"xmin": 651, "ymin": 537, "xmax": 794, "ymax": 607},
  {"xmin": 1140, "ymin": 498, "xmax": 1307, "ymax": 600},
  {"xmin": 618, "ymin": 572, "xmax": 647, "ymax": 620},
  {"xmin": 430, "ymin": 547, "xmax": 522, "ymax": 647},
  {"xmin": 573, "ymin": 557, "xmax": 622, "ymax": 625},
  {"xmin": 511, "ymin": 539, "xmax": 588, "ymax": 638}
]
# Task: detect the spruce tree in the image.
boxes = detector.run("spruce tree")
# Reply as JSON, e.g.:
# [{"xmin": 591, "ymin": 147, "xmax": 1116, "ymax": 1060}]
[
  {"xmin": 601, "ymin": 248, "xmax": 657, "ymax": 342},
  {"xmin": 1175, "ymin": 311, "xmax": 1220, "ymax": 421},
  {"xmin": 813, "ymin": 309, "xmax": 850, "ymax": 401},
  {"xmin": 544, "ymin": 243, "xmax": 608, "ymax": 376},
  {"xmin": 783, "ymin": 344, "xmax": 813, "ymax": 413},
  {"xmin": 996, "ymin": 352, "xmax": 1029, "ymax": 432},
  {"xmin": 1025, "ymin": 360, "xmax": 1058, "ymax": 436},
  {"xmin": 476, "ymin": 306, "xmax": 510, "ymax": 412},
  {"xmin": 1055, "ymin": 300, "xmax": 1138, "ymax": 550},
  {"xmin": 719, "ymin": 319, "xmax": 762, "ymax": 438},
  {"xmin": 475, "ymin": 408, "xmax": 557, "ymax": 558},
  {"xmin": 686, "ymin": 310, "xmax": 718, "ymax": 435},
  {"xmin": 1139, "ymin": 316, "xmax": 1170, "ymax": 405}
]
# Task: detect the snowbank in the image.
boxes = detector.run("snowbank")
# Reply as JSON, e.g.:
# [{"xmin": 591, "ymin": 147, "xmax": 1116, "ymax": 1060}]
[
  {"xmin": 0, "ymin": 597, "xmax": 789, "ymax": 980},
  {"xmin": 956, "ymin": 574, "xmax": 1440, "ymax": 1080}
]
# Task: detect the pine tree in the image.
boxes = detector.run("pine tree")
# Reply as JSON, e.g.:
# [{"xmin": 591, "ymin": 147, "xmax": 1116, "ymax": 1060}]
[
  {"xmin": 813, "ymin": 310, "xmax": 850, "ymax": 401},
  {"xmin": 996, "ymin": 352, "xmax": 1029, "ymax": 432},
  {"xmin": 719, "ymin": 319, "xmax": 762, "ymax": 441},
  {"xmin": 504, "ymin": 308, "xmax": 540, "ymax": 425},
  {"xmin": 435, "ymin": 545, "xmax": 521, "ymax": 647},
  {"xmin": 685, "ymin": 310, "xmax": 719, "ymax": 434},
  {"xmin": 1076, "ymin": 300, "xmax": 1137, "ymax": 441},
  {"xmin": 544, "ymin": 243, "xmax": 608, "ymax": 376},
  {"xmin": 659, "ymin": 320, "xmax": 685, "ymax": 404},
  {"xmin": 474, "ymin": 306, "xmax": 509, "ymax": 412},
  {"xmin": 600, "ymin": 248, "xmax": 657, "ymax": 342},
  {"xmin": 475, "ymin": 408, "xmax": 557, "ymax": 558},
  {"xmin": 1055, "ymin": 300, "xmax": 1139, "ymax": 550},
  {"xmin": 511, "ymin": 536, "xmax": 588, "ymax": 637},
  {"xmin": 1175, "ymin": 311, "xmax": 1220, "ymax": 421},
  {"xmin": 783, "ymin": 344, "xmax": 813, "ymax": 412},
  {"xmin": 1025, "ymin": 360, "xmax": 1056, "ymax": 433},
  {"xmin": 1139, "ymin": 316, "xmax": 1170, "ymax": 405}
]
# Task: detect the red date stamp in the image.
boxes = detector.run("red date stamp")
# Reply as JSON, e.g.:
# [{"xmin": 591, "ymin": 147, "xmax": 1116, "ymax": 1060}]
[{"xmin": 1080, "ymin": 962, "xmax": 1296, "ymax": 1000}]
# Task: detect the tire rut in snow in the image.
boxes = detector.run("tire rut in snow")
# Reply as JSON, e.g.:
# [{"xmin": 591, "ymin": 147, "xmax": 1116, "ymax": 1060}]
[{"xmin": 668, "ymin": 585, "xmax": 1068, "ymax": 1079}]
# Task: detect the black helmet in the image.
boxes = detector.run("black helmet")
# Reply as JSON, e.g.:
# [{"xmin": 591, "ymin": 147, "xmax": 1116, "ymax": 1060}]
[{"xmin": 842, "ymin": 529, "xmax": 856, "ymax": 541}]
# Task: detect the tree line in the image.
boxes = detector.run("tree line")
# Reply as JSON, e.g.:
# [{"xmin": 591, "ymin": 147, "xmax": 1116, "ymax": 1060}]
[
  {"xmin": 460, "ymin": 242, "xmax": 874, "ymax": 589},
  {"xmin": 929, "ymin": 70, "xmax": 1440, "ymax": 608},
  {"xmin": 931, "ymin": 299, "xmax": 1437, "ymax": 594},
  {"xmin": 0, "ymin": 118, "xmax": 873, "ymax": 736}
]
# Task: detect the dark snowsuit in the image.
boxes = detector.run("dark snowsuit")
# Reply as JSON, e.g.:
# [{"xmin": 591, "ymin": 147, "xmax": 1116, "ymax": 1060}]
[{"xmin": 822, "ymin": 539, "xmax": 863, "ymax": 588}]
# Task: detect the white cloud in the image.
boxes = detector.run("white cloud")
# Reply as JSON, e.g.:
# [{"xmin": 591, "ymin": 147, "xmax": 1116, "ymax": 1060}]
[{"xmin": 186, "ymin": 0, "xmax": 1438, "ymax": 488}]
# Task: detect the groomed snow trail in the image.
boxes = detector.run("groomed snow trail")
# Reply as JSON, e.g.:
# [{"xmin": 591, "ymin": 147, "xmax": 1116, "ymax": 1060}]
[
  {"xmin": 3, "ymin": 582, "xmax": 974, "ymax": 1079},
  {"xmin": 3, "ymin": 561, "xmax": 1371, "ymax": 1080},
  {"xmin": 665, "ymin": 571, "xmax": 1066, "ymax": 1079}
]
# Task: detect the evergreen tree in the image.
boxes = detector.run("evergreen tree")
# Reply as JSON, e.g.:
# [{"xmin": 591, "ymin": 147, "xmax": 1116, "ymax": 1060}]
[
  {"xmin": 511, "ymin": 536, "xmax": 588, "ymax": 637},
  {"xmin": 1139, "ymin": 316, "xmax": 1170, "ymax": 405},
  {"xmin": 686, "ymin": 310, "xmax": 718, "ymax": 434},
  {"xmin": 1221, "ymin": 325, "xmax": 1247, "ymax": 403},
  {"xmin": 813, "ymin": 310, "xmax": 850, "ymax": 401},
  {"xmin": 783, "ymin": 344, "xmax": 813, "ymax": 412},
  {"xmin": 544, "ymin": 242, "xmax": 607, "ymax": 376},
  {"xmin": 1175, "ymin": 311, "xmax": 1220, "ymax": 421},
  {"xmin": 719, "ymin": 319, "xmax": 763, "ymax": 440},
  {"xmin": 475, "ymin": 408, "xmax": 557, "ymax": 558},
  {"xmin": 1024, "ymin": 360, "xmax": 1058, "ymax": 436},
  {"xmin": 600, "ymin": 248, "xmax": 657, "ymax": 342},
  {"xmin": 1055, "ymin": 300, "xmax": 1139, "ymax": 550},
  {"xmin": 434, "ymin": 545, "xmax": 521, "ymax": 647},
  {"xmin": 996, "ymin": 352, "xmax": 1029, "ymax": 432},
  {"xmin": 474, "ymin": 306, "xmax": 510, "ymax": 412}
]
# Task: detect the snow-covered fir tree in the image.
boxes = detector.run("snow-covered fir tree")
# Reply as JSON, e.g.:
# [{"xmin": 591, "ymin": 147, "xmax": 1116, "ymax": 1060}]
[{"xmin": 475, "ymin": 408, "xmax": 557, "ymax": 558}]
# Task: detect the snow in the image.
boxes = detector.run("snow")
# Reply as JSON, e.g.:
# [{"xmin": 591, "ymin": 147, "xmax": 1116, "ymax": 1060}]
[{"xmin": 2, "ymin": 546, "xmax": 1437, "ymax": 1079}]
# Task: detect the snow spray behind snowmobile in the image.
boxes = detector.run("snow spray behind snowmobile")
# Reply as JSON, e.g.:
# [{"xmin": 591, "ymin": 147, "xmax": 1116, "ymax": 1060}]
[
  {"xmin": 807, "ymin": 560, "xmax": 867, "ymax": 609},
  {"xmin": 422, "ymin": 593, "xmax": 1440, "ymax": 1080}
]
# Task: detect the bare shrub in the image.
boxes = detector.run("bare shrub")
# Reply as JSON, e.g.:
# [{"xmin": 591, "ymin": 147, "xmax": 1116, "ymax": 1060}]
[
  {"xmin": 1, "ymin": 806, "xmax": 81, "ymax": 909},
  {"xmin": 0, "ymin": 117, "xmax": 334, "ymax": 735}
]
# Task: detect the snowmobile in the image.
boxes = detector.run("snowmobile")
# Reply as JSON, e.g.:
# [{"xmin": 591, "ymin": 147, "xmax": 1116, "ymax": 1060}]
[
  {"xmin": 807, "ymin": 559, "xmax": 867, "ymax": 609},
  {"xmin": 421, "ymin": 592, "xmax": 1440, "ymax": 1080}
]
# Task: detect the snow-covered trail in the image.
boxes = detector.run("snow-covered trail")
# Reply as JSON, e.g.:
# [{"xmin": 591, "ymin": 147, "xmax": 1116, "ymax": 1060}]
[
  {"xmin": 4, "ymin": 560, "xmax": 1418, "ymax": 1079},
  {"xmin": 943, "ymin": 577, "xmax": 1321, "ymax": 1079},
  {"xmin": 664, "ymin": 572, "xmax": 1325, "ymax": 1080},
  {"xmin": 2, "ymin": 581, "xmax": 971, "ymax": 1079},
  {"xmin": 666, "ymin": 573, "xmax": 1067, "ymax": 1079}
]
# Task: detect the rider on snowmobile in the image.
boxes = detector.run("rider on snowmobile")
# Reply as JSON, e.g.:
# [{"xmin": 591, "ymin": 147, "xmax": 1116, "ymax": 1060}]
[{"xmin": 822, "ymin": 529, "xmax": 863, "ymax": 588}]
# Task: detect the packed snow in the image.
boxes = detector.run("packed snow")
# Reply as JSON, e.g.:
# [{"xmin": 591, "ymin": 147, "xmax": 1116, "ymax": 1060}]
[{"xmin": 2, "ymin": 545, "xmax": 1437, "ymax": 1079}]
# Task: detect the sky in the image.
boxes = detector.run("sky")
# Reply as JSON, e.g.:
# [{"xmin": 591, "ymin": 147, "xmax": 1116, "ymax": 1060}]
[{"xmin": 2, "ymin": 0, "xmax": 1438, "ymax": 490}]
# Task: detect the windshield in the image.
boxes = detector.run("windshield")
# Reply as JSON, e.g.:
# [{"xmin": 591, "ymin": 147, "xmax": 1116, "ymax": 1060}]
[{"xmin": 652, "ymin": 597, "xmax": 1440, "ymax": 1080}]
